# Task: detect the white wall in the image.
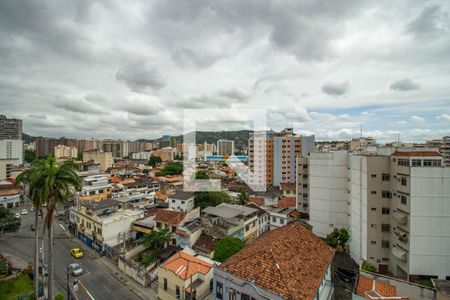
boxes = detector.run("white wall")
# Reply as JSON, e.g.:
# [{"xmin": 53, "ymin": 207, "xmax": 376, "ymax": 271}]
[
  {"xmin": 103, "ymin": 210, "xmax": 144, "ymax": 247},
  {"xmin": 309, "ymin": 151, "xmax": 349, "ymax": 238},
  {"xmin": 409, "ymin": 167, "xmax": 450, "ymax": 279},
  {"xmin": 0, "ymin": 140, "xmax": 23, "ymax": 164}
]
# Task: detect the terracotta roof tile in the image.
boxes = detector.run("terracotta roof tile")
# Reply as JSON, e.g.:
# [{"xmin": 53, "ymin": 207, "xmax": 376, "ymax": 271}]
[
  {"xmin": 356, "ymin": 275, "xmax": 409, "ymax": 300},
  {"xmin": 219, "ymin": 223, "xmax": 334, "ymax": 299},
  {"xmin": 392, "ymin": 151, "xmax": 441, "ymax": 157},
  {"xmin": 147, "ymin": 209, "xmax": 186, "ymax": 226},
  {"xmin": 161, "ymin": 251, "xmax": 212, "ymax": 280},
  {"xmin": 277, "ymin": 197, "xmax": 296, "ymax": 208},
  {"xmin": 247, "ymin": 196, "xmax": 265, "ymax": 206},
  {"xmin": 193, "ymin": 233, "xmax": 218, "ymax": 254}
]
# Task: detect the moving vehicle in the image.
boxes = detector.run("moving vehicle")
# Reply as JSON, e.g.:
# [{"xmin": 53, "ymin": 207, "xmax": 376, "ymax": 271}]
[
  {"xmin": 38, "ymin": 264, "xmax": 48, "ymax": 276},
  {"xmin": 15, "ymin": 212, "xmax": 21, "ymax": 219},
  {"xmin": 30, "ymin": 224, "xmax": 35, "ymax": 231},
  {"xmin": 68, "ymin": 263, "xmax": 83, "ymax": 276},
  {"xmin": 71, "ymin": 248, "xmax": 84, "ymax": 259},
  {"xmin": 21, "ymin": 209, "xmax": 28, "ymax": 215}
]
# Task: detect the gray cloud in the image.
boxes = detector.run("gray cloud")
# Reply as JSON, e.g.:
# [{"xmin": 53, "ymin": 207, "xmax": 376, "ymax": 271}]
[
  {"xmin": 407, "ymin": 5, "xmax": 449, "ymax": 39},
  {"xmin": 54, "ymin": 95, "xmax": 107, "ymax": 115},
  {"xmin": 389, "ymin": 78, "xmax": 421, "ymax": 91},
  {"xmin": 116, "ymin": 62, "xmax": 166, "ymax": 93},
  {"xmin": 321, "ymin": 81, "xmax": 350, "ymax": 96}
]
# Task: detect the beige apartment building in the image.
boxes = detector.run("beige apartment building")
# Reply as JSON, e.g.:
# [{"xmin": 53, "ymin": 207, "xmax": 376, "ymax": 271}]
[
  {"xmin": 153, "ymin": 147, "xmax": 175, "ymax": 161},
  {"xmin": 217, "ymin": 139, "xmax": 234, "ymax": 156},
  {"xmin": 305, "ymin": 150, "xmax": 450, "ymax": 281},
  {"xmin": 54, "ymin": 144, "xmax": 78, "ymax": 159},
  {"xmin": 83, "ymin": 149, "xmax": 113, "ymax": 172}
]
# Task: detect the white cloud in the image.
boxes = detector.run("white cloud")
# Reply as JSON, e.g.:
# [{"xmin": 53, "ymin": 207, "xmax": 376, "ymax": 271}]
[
  {"xmin": 437, "ymin": 114, "xmax": 450, "ymax": 122},
  {"xmin": 411, "ymin": 115, "xmax": 426, "ymax": 124}
]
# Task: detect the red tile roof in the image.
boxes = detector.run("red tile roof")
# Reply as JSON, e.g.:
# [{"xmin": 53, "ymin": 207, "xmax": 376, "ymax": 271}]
[
  {"xmin": 277, "ymin": 197, "xmax": 296, "ymax": 208},
  {"xmin": 147, "ymin": 209, "xmax": 186, "ymax": 226},
  {"xmin": 193, "ymin": 233, "xmax": 218, "ymax": 255},
  {"xmin": 219, "ymin": 223, "xmax": 334, "ymax": 299},
  {"xmin": 161, "ymin": 251, "xmax": 212, "ymax": 281},
  {"xmin": 247, "ymin": 196, "xmax": 265, "ymax": 206},
  {"xmin": 392, "ymin": 151, "xmax": 441, "ymax": 157},
  {"xmin": 356, "ymin": 275, "xmax": 409, "ymax": 300}
]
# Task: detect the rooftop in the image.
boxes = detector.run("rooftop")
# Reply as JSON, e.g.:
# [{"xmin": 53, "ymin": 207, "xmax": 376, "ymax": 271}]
[
  {"xmin": 219, "ymin": 223, "xmax": 334, "ymax": 299},
  {"xmin": 193, "ymin": 233, "xmax": 218, "ymax": 255},
  {"xmin": 161, "ymin": 251, "xmax": 212, "ymax": 281},
  {"xmin": 391, "ymin": 151, "xmax": 442, "ymax": 157},
  {"xmin": 82, "ymin": 199, "xmax": 120, "ymax": 211},
  {"xmin": 202, "ymin": 203, "xmax": 257, "ymax": 220},
  {"xmin": 356, "ymin": 275, "xmax": 409, "ymax": 300},
  {"xmin": 170, "ymin": 190, "xmax": 195, "ymax": 200},
  {"xmin": 433, "ymin": 279, "xmax": 450, "ymax": 295},
  {"xmin": 147, "ymin": 208, "xmax": 186, "ymax": 226},
  {"xmin": 276, "ymin": 197, "xmax": 296, "ymax": 208}
]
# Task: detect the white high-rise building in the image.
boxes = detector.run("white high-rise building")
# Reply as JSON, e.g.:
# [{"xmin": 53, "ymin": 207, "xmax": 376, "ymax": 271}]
[{"xmin": 0, "ymin": 139, "xmax": 23, "ymax": 164}]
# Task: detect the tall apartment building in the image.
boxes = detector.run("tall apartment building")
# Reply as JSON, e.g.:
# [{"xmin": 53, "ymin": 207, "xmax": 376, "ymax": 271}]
[
  {"xmin": 83, "ymin": 149, "xmax": 113, "ymax": 172},
  {"xmin": 77, "ymin": 138, "xmax": 103, "ymax": 153},
  {"xmin": 0, "ymin": 115, "xmax": 22, "ymax": 140},
  {"xmin": 54, "ymin": 145, "xmax": 78, "ymax": 159},
  {"xmin": 217, "ymin": 139, "xmax": 234, "ymax": 156},
  {"xmin": 102, "ymin": 140, "xmax": 123, "ymax": 158},
  {"xmin": 304, "ymin": 150, "xmax": 450, "ymax": 280},
  {"xmin": 0, "ymin": 140, "xmax": 23, "ymax": 164},
  {"xmin": 249, "ymin": 128, "xmax": 314, "ymax": 188},
  {"xmin": 426, "ymin": 136, "xmax": 450, "ymax": 166},
  {"xmin": 36, "ymin": 137, "xmax": 77, "ymax": 157}
]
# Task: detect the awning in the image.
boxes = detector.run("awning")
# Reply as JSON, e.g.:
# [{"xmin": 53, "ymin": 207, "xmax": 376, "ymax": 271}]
[
  {"xmin": 392, "ymin": 247, "xmax": 407, "ymax": 262},
  {"xmin": 392, "ymin": 211, "xmax": 408, "ymax": 224}
]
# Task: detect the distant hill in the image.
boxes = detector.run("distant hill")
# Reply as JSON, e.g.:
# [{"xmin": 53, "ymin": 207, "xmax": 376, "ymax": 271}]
[
  {"xmin": 173, "ymin": 130, "xmax": 251, "ymax": 149},
  {"xmin": 23, "ymin": 133, "xmax": 41, "ymax": 144}
]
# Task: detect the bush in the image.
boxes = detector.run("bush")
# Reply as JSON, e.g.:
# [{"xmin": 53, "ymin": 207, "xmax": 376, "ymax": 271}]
[
  {"xmin": 362, "ymin": 262, "xmax": 376, "ymax": 272},
  {"xmin": 214, "ymin": 237, "xmax": 245, "ymax": 262},
  {"xmin": 55, "ymin": 293, "xmax": 64, "ymax": 300}
]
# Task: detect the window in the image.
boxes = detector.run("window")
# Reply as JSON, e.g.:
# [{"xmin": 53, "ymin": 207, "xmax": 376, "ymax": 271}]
[
  {"xmin": 86, "ymin": 222, "xmax": 91, "ymax": 229},
  {"xmin": 241, "ymin": 294, "xmax": 250, "ymax": 300},
  {"xmin": 382, "ymin": 207, "xmax": 390, "ymax": 215},
  {"xmin": 172, "ymin": 200, "xmax": 175, "ymax": 203},
  {"xmin": 371, "ymin": 174, "xmax": 377, "ymax": 178},
  {"xmin": 371, "ymin": 191, "xmax": 377, "ymax": 195},
  {"xmin": 401, "ymin": 177, "xmax": 407, "ymax": 186},
  {"xmin": 381, "ymin": 240, "xmax": 390, "ymax": 248},
  {"xmin": 163, "ymin": 278, "xmax": 167, "ymax": 291},
  {"xmin": 216, "ymin": 282, "xmax": 223, "ymax": 299},
  {"xmin": 245, "ymin": 225, "xmax": 249, "ymax": 231},
  {"xmin": 172, "ymin": 238, "xmax": 176, "ymax": 245},
  {"xmin": 280, "ymin": 219, "xmax": 285, "ymax": 225},
  {"xmin": 371, "ymin": 208, "xmax": 377, "ymax": 211},
  {"xmin": 172, "ymin": 226, "xmax": 176, "ymax": 232},
  {"xmin": 412, "ymin": 159, "xmax": 421, "ymax": 166},
  {"xmin": 382, "ymin": 174, "xmax": 390, "ymax": 181},
  {"xmin": 371, "ymin": 241, "xmax": 376, "ymax": 245},
  {"xmin": 157, "ymin": 222, "xmax": 162, "ymax": 229},
  {"xmin": 423, "ymin": 159, "xmax": 441, "ymax": 167},
  {"xmin": 176, "ymin": 285, "xmax": 180, "ymax": 299},
  {"xmin": 398, "ymin": 159, "xmax": 409, "ymax": 166},
  {"xmin": 400, "ymin": 195, "xmax": 407, "ymax": 205},
  {"xmin": 382, "ymin": 191, "xmax": 392, "ymax": 199},
  {"xmin": 272, "ymin": 216, "xmax": 276, "ymax": 222},
  {"xmin": 382, "ymin": 257, "xmax": 389, "ymax": 261},
  {"xmin": 97, "ymin": 228, "xmax": 102, "ymax": 235},
  {"xmin": 381, "ymin": 224, "xmax": 390, "ymax": 232}
]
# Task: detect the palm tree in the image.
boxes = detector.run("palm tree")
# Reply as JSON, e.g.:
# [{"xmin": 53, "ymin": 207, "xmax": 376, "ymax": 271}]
[
  {"xmin": 16, "ymin": 161, "xmax": 46, "ymax": 300},
  {"xmin": 27, "ymin": 157, "xmax": 81, "ymax": 299}
]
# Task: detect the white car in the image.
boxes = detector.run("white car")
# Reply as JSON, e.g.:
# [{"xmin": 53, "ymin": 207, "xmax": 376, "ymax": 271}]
[
  {"xmin": 68, "ymin": 263, "xmax": 83, "ymax": 276},
  {"xmin": 15, "ymin": 212, "xmax": 21, "ymax": 219},
  {"xmin": 21, "ymin": 209, "xmax": 28, "ymax": 215}
]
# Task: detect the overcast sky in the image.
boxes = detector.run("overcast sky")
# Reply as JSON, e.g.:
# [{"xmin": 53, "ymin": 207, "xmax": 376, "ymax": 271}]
[{"xmin": 1, "ymin": 0, "xmax": 449, "ymax": 142}]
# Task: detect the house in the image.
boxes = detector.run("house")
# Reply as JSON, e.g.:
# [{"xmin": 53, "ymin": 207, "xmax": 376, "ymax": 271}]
[
  {"xmin": 214, "ymin": 223, "xmax": 334, "ymax": 300},
  {"xmin": 276, "ymin": 197, "xmax": 296, "ymax": 208},
  {"xmin": 158, "ymin": 251, "xmax": 213, "ymax": 300},
  {"xmin": 193, "ymin": 233, "xmax": 218, "ymax": 259},
  {"xmin": 78, "ymin": 174, "xmax": 111, "ymax": 202},
  {"xmin": 355, "ymin": 275, "xmax": 409, "ymax": 300},
  {"xmin": 77, "ymin": 160, "xmax": 100, "ymax": 177},
  {"xmin": 0, "ymin": 180, "xmax": 21, "ymax": 208},
  {"xmin": 176, "ymin": 218, "xmax": 202, "ymax": 249},
  {"xmin": 168, "ymin": 190, "xmax": 195, "ymax": 212},
  {"xmin": 265, "ymin": 206, "xmax": 295, "ymax": 230},
  {"xmin": 202, "ymin": 203, "xmax": 258, "ymax": 245},
  {"xmin": 280, "ymin": 182, "xmax": 296, "ymax": 198},
  {"xmin": 110, "ymin": 178, "xmax": 159, "ymax": 204},
  {"xmin": 246, "ymin": 203, "xmax": 270, "ymax": 236}
]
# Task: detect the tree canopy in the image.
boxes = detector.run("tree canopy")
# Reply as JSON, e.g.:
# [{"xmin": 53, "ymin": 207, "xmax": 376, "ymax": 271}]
[
  {"xmin": 214, "ymin": 237, "xmax": 245, "ymax": 262},
  {"xmin": 138, "ymin": 228, "xmax": 171, "ymax": 266},
  {"xmin": 325, "ymin": 228, "xmax": 349, "ymax": 251},
  {"xmin": 156, "ymin": 162, "xmax": 183, "ymax": 176},
  {"xmin": 148, "ymin": 155, "xmax": 162, "ymax": 167},
  {"xmin": 195, "ymin": 171, "xmax": 209, "ymax": 179},
  {"xmin": 194, "ymin": 191, "xmax": 231, "ymax": 210},
  {"xmin": 0, "ymin": 207, "xmax": 21, "ymax": 233}
]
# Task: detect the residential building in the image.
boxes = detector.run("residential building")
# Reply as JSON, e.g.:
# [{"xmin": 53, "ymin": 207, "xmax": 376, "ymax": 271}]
[
  {"xmin": 426, "ymin": 136, "xmax": 450, "ymax": 166},
  {"xmin": 78, "ymin": 174, "xmax": 112, "ymax": 202},
  {"xmin": 355, "ymin": 275, "xmax": 409, "ymax": 300},
  {"xmin": 213, "ymin": 223, "xmax": 334, "ymax": 300},
  {"xmin": 131, "ymin": 151, "xmax": 153, "ymax": 160},
  {"xmin": 158, "ymin": 251, "xmax": 213, "ymax": 300},
  {"xmin": 216, "ymin": 139, "xmax": 234, "ymax": 156},
  {"xmin": 246, "ymin": 203, "xmax": 270, "ymax": 236},
  {"xmin": 36, "ymin": 137, "xmax": 77, "ymax": 157},
  {"xmin": 69, "ymin": 199, "xmax": 143, "ymax": 251},
  {"xmin": 110, "ymin": 178, "xmax": 159, "ymax": 203},
  {"xmin": 193, "ymin": 234, "xmax": 218, "ymax": 259},
  {"xmin": 0, "ymin": 115, "xmax": 22, "ymax": 140},
  {"xmin": 77, "ymin": 138, "xmax": 103, "ymax": 153},
  {"xmin": 306, "ymin": 150, "xmax": 450, "ymax": 280},
  {"xmin": 0, "ymin": 180, "xmax": 21, "ymax": 208},
  {"xmin": 248, "ymin": 128, "xmax": 315, "ymax": 187},
  {"xmin": 102, "ymin": 140, "xmax": 127, "ymax": 158},
  {"xmin": 168, "ymin": 190, "xmax": 195, "ymax": 212},
  {"xmin": 54, "ymin": 144, "xmax": 78, "ymax": 159},
  {"xmin": 0, "ymin": 139, "xmax": 23, "ymax": 164},
  {"xmin": 82, "ymin": 149, "xmax": 113, "ymax": 172},
  {"xmin": 202, "ymin": 203, "xmax": 258, "ymax": 245},
  {"xmin": 77, "ymin": 160, "xmax": 100, "ymax": 177},
  {"xmin": 0, "ymin": 159, "xmax": 19, "ymax": 180},
  {"xmin": 265, "ymin": 206, "xmax": 295, "ymax": 230},
  {"xmin": 175, "ymin": 218, "xmax": 202, "ymax": 249},
  {"xmin": 349, "ymin": 137, "xmax": 376, "ymax": 152},
  {"xmin": 153, "ymin": 147, "xmax": 175, "ymax": 161}
]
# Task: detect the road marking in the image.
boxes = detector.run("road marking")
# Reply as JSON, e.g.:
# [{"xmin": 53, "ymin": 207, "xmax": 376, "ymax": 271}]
[{"xmin": 59, "ymin": 224, "xmax": 66, "ymax": 231}]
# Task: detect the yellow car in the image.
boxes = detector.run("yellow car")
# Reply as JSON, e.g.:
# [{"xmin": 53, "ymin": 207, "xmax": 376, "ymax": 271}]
[{"xmin": 71, "ymin": 248, "xmax": 84, "ymax": 259}]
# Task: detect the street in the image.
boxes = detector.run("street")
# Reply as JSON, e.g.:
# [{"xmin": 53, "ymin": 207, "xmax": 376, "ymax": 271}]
[{"xmin": 0, "ymin": 204, "xmax": 141, "ymax": 300}]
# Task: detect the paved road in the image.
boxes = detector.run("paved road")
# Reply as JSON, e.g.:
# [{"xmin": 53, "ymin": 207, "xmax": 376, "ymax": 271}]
[{"xmin": 1, "ymin": 204, "xmax": 140, "ymax": 300}]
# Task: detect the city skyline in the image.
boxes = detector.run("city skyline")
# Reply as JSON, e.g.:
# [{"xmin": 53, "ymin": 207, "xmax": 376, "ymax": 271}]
[{"xmin": 1, "ymin": 1, "xmax": 449, "ymax": 142}]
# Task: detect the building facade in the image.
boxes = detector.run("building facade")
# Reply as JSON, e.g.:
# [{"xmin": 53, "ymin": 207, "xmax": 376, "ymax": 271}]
[
  {"xmin": 0, "ymin": 139, "xmax": 23, "ymax": 164},
  {"xmin": 83, "ymin": 149, "xmax": 113, "ymax": 172},
  {"xmin": 54, "ymin": 144, "xmax": 78, "ymax": 159},
  {"xmin": 0, "ymin": 115, "xmax": 22, "ymax": 140},
  {"xmin": 216, "ymin": 139, "xmax": 234, "ymax": 156}
]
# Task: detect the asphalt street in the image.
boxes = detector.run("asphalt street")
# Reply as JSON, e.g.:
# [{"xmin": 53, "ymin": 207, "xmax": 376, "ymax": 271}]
[{"xmin": 0, "ymin": 204, "xmax": 140, "ymax": 300}]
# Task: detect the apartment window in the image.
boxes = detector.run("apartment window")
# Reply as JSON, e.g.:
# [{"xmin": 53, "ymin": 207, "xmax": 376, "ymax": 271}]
[
  {"xmin": 412, "ymin": 159, "xmax": 421, "ymax": 166},
  {"xmin": 400, "ymin": 195, "xmax": 407, "ymax": 205},
  {"xmin": 371, "ymin": 174, "xmax": 377, "ymax": 178},
  {"xmin": 371, "ymin": 208, "xmax": 377, "ymax": 211},
  {"xmin": 371, "ymin": 241, "xmax": 376, "ymax": 245},
  {"xmin": 382, "ymin": 191, "xmax": 392, "ymax": 199},
  {"xmin": 216, "ymin": 282, "xmax": 223, "ymax": 299},
  {"xmin": 163, "ymin": 278, "xmax": 167, "ymax": 291},
  {"xmin": 382, "ymin": 207, "xmax": 390, "ymax": 215},
  {"xmin": 176, "ymin": 285, "xmax": 180, "ymax": 299},
  {"xmin": 280, "ymin": 219, "xmax": 285, "ymax": 225},
  {"xmin": 424, "ymin": 159, "xmax": 441, "ymax": 167},
  {"xmin": 97, "ymin": 228, "xmax": 102, "ymax": 235},
  {"xmin": 245, "ymin": 225, "xmax": 250, "ymax": 231},
  {"xmin": 398, "ymin": 159, "xmax": 409, "ymax": 166},
  {"xmin": 86, "ymin": 222, "xmax": 91, "ymax": 229},
  {"xmin": 382, "ymin": 257, "xmax": 390, "ymax": 262},
  {"xmin": 172, "ymin": 238, "xmax": 176, "ymax": 245},
  {"xmin": 172, "ymin": 200, "xmax": 175, "ymax": 203},
  {"xmin": 210, "ymin": 279, "xmax": 213, "ymax": 291},
  {"xmin": 371, "ymin": 191, "xmax": 377, "ymax": 195},
  {"xmin": 381, "ymin": 224, "xmax": 390, "ymax": 232},
  {"xmin": 272, "ymin": 216, "xmax": 276, "ymax": 222},
  {"xmin": 241, "ymin": 294, "xmax": 250, "ymax": 300},
  {"xmin": 172, "ymin": 226, "xmax": 176, "ymax": 232},
  {"xmin": 400, "ymin": 177, "xmax": 407, "ymax": 186},
  {"xmin": 181, "ymin": 200, "xmax": 185, "ymax": 204},
  {"xmin": 382, "ymin": 174, "xmax": 390, "ymax": 181},
  {"xmin": 157, "ymin": 222, "xmax": 162, "ymax": 229},
  {"xmin": 381, "ymin": 240, "xmax": 390, "ymax": 248}
]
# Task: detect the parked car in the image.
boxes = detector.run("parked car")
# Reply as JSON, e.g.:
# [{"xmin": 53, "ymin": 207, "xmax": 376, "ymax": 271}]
[
  {"xmin": 68, "ymin": 263, "xmax": 83, "ymax": 276},
  {"xmin": 15, "ymin": 212, "xmax": 21, "ymax": 219},
  {"xmin": 38, "ymin": 264, "xmax": 48, "ymax": 276},
  {"xmin": 21, "ymin": 209, "xmax": 28, "ymax": 215},
  {"xmin": 30, "ymin": 224, "xmax": 36, "ymax": 231},
  {"xmin": 70, "ymin": 248, "xmax": 84, "ymax": 259}
]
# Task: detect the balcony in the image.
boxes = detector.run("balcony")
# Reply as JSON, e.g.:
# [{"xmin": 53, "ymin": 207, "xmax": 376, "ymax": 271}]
[
  {"xmin": 392, "ymin": 247, "xmax": 407, "ymax": 262},
  {"xmin": 392, "ymin": 210, "xmax": 408, "ymax": 225}
]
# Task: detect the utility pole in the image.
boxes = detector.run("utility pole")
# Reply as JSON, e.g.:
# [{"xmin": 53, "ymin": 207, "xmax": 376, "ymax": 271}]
[{"xmin": 66, "ymin": 265, "xmax": 70, "ymax": 300}]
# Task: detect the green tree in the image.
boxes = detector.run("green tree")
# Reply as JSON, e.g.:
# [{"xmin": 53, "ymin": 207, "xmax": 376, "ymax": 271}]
[
  {"xmin": 214, "ymin": 237, "xmax": 245, "ymax": 262},
  {"xmin": 148, "ymin": 156, "xmax": 162, "ymax": 167},
  {"xmin": 24, "ymin": 149, "xmax": 36, "ymax": 163},
  {"xmin": 21, "ymin": 157, "xmax": 81, "ymax": 300},
  {"xmin": 55, "ymin": 293, "xmax": 64, "ymax": 300},
  {"xmin": 156, "ymin": 162, "xmax": 183, "ymax": 176},
  {"xmin": 325, "ymin": 228, "xmax": 350, "ymax": 251},
  {"xmin": 361, "ymin": 262, "xmax": 376, "ymax": 272},
  {"xmin": 194, "ymin": 191, "xmax": 231, "ymax": 210},
  {"xmin": 0, "ymin": 207, "xmax": 21, "ymax": 233},
  {"xmin": 138, "ymin": 228, "xmax": 171, "ymax": 265},
  {"xmin": 142, "ymin": 169, "xmax": 150, "ymax": 174},
  {"xmin": 238, "ymin": 188, "xmax": 249, "ymax": 205},
  {"xmin": 195, "ymin": 171, "xmax": 209, "ymax": 179}
]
